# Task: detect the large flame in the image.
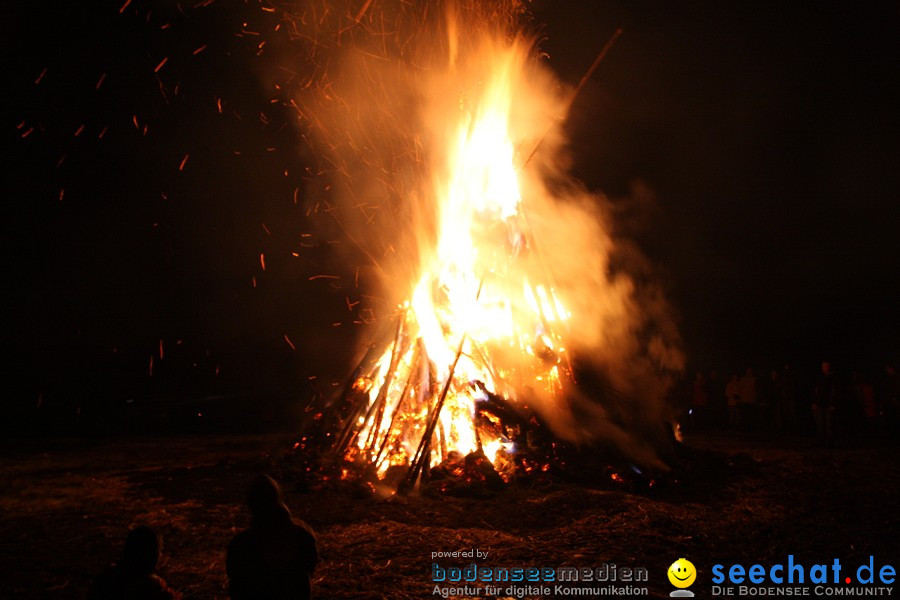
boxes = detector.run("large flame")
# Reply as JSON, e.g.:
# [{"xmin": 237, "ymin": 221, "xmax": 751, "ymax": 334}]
[{"xmin": 346, "ymin": 29, "xmax": 577, "ymax": 477}]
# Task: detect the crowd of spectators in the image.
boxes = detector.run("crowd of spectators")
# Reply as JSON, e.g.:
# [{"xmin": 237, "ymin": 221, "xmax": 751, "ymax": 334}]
[{"xmin": 677, "ymin": 360, "xmax": 900, "ymax": 445}]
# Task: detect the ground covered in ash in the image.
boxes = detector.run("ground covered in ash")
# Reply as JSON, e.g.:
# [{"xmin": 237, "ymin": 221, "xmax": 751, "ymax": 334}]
[{"xmin": 1, "ymin": 432, "xmax": 897, "ymax": 599}]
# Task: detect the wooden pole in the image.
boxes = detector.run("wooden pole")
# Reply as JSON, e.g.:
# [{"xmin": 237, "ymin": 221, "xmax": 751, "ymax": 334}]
[
  {"xmin": 334, "ymin": 310, "xmax": 406, "ymax": 455},
  {"xmin": 373, "ymin": 342, "xmax": 421, "ymax": 467},
  {"xmin": 402, "ymin": 331, "xmax": 468, "ymax": 492},
  {"xmin": 521, "ymin": 27, "xmax": 623, "ymax": 168}
]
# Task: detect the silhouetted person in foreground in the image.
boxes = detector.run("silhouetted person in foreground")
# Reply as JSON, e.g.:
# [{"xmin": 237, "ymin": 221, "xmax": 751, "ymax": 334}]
[
  {"xmin": 227, "ymin": 474, "xmax": 318, "ymax": 600},
  {"xmin": 89, "ymin": 525, "xmax": 179, "ymax": 600}
]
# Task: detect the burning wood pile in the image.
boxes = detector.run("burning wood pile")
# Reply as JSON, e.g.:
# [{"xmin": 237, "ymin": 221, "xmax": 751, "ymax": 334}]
[{"xmin": 286, "ymin": 0, "xmax": 683, "ymax": 493}]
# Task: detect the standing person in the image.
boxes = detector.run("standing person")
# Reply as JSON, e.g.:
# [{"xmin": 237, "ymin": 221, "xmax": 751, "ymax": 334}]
[
  {"xmin": 769, "ymin": 369, "xmax": 785, "ymax": 432},
  {"xmin": 691, "ymin": 371, "xmax": 708, "ymax": 430},
  {"xmin": 756, "ymin": 370, "xmax": 773, "ymax": 432},
  {"xmin": 708, "ymin": 369, "xmax": 727, "ymax": 428},
  {"xmin": 726, "ymin": 373, "xmax": 741, "ymax": 428},
  {"xmin": 738, "ymin": 367, "xmax": 757, "ymax": 431},
  {"xmin": 879, "ymin": 364, "xmax": 900, "ymax": 435},
  {"xmin": 853, "ymin": 371, "xmax": 877, "ymax": 434},
  {"xmin": 781, "ymin": 364, "xmax": 799, "ymax": 431},
  {"xmin": 227, "ymin": 475, "xmax": 318, "ymax": 600},
  {"xmin": 89, "ymin": 525, "xmax": 180, "ymax": 600},
  {"xmin": 813, "ymin": 360, "xmax": 839, "ymax": 446}
]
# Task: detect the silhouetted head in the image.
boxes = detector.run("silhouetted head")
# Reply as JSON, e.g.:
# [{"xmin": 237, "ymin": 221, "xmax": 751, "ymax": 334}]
[
  {"xmin": 822, "ymin": 361, "xmax": 832, "ymax": 375},
  {"xmin": 119, "ymin": 525, "xmax": 160, "ymax": 576},
  {"xmin": 247, "ymin": 474, "xmax": 289, "ymax": 523}
]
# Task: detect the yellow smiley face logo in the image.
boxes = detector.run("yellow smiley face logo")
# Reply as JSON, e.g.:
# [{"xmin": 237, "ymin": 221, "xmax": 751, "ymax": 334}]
[{"xmin": 668, "ymin": 558, "xmax": 696, "ymax": 588}]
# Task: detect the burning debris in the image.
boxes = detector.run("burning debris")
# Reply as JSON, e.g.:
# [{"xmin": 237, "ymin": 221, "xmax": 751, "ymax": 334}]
[{"xmin": 281, "ymin": 0, "xmax": 683, "ymax": 492}]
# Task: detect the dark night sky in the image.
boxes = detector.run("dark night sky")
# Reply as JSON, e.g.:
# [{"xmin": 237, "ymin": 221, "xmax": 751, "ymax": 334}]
[
  {"xmin": 5, "ymin": 1, "xmax": 900, "ymax": 416},
  {"xmin": 538, "ymin": 0, "xmax": 900, "ymax": 369}
]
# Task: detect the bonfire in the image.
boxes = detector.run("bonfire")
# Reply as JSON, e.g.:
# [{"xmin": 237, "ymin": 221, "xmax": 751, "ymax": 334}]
[{"xmin": 287, "ymin": 0, "xmax": 682, "ymax": 492}]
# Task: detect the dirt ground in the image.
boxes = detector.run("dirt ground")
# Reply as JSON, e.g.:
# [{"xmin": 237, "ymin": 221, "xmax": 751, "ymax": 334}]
[{"xmin": 1, "ymin": 432, "xmax": 897, "ymax": 599}]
